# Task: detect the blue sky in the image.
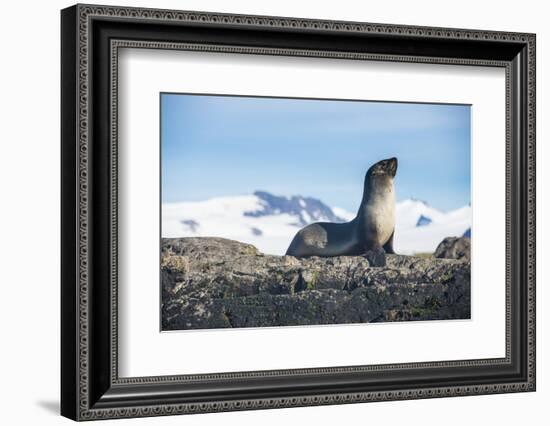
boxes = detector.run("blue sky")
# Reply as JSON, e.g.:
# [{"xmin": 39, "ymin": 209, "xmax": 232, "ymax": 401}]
[{"xmin": 161, "ymin": 93, "xmax": 471, "ymax": 212}]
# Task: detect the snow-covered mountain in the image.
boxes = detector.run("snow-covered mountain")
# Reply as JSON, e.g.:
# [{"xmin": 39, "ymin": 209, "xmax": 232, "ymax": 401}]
[
  {"xmin": 243, "ymin": 191, "xmax": 346, "ymax": 226},
  {"xmin": 394, "ymin": 199, "xmax": 471, "ymax": 254},
  {"xmin": 162, "ymin": 191, "xmax": 471, "ymax": 255}
]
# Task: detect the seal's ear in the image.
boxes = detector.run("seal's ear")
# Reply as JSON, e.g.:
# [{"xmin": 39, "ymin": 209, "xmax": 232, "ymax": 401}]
[{"xmin": 366, "ymin": 162, "xmax": 376, "ymax": 176}]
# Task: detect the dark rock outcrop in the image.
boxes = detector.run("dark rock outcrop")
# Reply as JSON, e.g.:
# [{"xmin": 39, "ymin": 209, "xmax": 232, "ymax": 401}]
[
  {"xmin": 161, "ymin": 237, "xmax": 471, "ymax": 330},
  {"xmin": 434, "ymin": 237, "xmax": 471, "ymax": 261}
]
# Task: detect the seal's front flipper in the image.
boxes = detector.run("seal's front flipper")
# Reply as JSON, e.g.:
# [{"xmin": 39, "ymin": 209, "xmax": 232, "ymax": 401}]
[
  {"xmin": 364, "ymin": 246, "xmax": 386, "ymax": 267},
  {"xmin": 383, "ymin": 231, "xmax": 396, "ymax": 254}
]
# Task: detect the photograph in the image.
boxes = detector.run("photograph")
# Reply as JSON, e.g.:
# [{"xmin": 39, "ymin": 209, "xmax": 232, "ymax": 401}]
[
  {"xmin": 160, "ymin": 93, "xmax": 472, "ymax": 331},
  {"xmin": 58, "ymin": 3, "xmax": 536, "ymax": 420}
]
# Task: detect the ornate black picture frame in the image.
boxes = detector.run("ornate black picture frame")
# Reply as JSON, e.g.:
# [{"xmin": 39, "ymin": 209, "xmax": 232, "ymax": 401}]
[{"xmin": 61, "ymin": 4, "xmax": 536, "ymax": 421}]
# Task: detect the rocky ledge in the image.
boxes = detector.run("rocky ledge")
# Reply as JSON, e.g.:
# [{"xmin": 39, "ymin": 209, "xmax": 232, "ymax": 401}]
[{"xmin": 161, "ymin": 237, "xmax": 470, "ymax": 330}]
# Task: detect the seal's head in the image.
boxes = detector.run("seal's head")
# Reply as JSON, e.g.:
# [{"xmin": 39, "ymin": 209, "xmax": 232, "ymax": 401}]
[{"xmin": 366, "ymin": 157, "xmax": 398, "ymax": 179}]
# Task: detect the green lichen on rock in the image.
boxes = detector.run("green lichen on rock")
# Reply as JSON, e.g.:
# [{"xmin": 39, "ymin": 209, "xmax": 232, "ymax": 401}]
[
  {"xmin": 303, "ymin": 270, "xmax": 319, "ymax": 290},
  {"xmin": 410, "ymin": 297, "xmax": 442, "ymax": 318}
]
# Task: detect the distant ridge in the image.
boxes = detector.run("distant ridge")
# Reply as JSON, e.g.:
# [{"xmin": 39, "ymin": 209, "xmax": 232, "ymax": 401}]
[{"xmin": 244, "ymin": 190, "xmax": 345, "ymax": 225}]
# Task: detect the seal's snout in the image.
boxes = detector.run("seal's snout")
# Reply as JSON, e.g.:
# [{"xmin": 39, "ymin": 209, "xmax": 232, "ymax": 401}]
[{"xmin": 386, "ymin": 157, "xmax": 398, "ymax": 177}]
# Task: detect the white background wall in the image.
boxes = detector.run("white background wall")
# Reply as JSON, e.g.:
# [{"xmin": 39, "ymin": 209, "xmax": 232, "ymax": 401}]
[{"xmin": 0, "ymin": 0, "xmax": 546, "ymax": 424}]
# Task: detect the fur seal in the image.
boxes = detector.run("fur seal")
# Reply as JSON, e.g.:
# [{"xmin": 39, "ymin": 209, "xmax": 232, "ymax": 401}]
[{"xmin": 285, "ymin": 157, "xmax": 397, "ymax": 266}]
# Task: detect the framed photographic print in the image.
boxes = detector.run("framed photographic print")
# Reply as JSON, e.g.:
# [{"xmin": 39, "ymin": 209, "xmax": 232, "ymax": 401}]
[{"xmin": 61, "ymin": 4, "xmax": 536, "ymax": 421}]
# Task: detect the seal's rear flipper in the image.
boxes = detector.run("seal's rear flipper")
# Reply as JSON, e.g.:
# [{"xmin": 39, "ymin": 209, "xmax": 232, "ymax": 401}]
[{"xmin": 364, "ymin": 247, "xmax": 386, "ymax": 267}]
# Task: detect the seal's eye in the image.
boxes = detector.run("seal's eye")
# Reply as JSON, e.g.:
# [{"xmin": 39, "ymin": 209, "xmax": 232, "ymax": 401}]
[{"xmin": 372, "ymin": 165, "xmax": 385, "ymax": 175}]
